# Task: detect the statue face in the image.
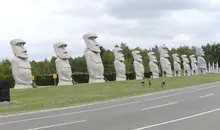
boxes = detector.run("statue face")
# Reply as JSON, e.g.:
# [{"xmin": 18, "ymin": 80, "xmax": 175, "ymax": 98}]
[
  {"xmin": 148, "ymin": 52, "xmax": 157, "ymax": 63},
  {"xmin": 10, "ymin": 39, "xmax": 28, "ymax": 58},
  {"xmin": 132, "ymin": 51, "xmax": 143, "ymax": 62},
  {"xmin": 196, "ymin": 47, "xmax": 204, "ymax": 56},
  {"xmin": 83, "ymin": 33, "xmax": 101, "ymax": 53},
  {"xmin": 190, "ymin": 55, "xmax": 197, "ymax": 63},
  {"xmin": 172, "ymin": 54, "xmax": 180, "ymax": 63},
  {"xmin": 113, "ymin": 47, "xmax": 125, "ymax": 61},
  {"xmin": 53, "ymin": 42, "xmax": 69, "ymax": 59},
  {"xmin": 158, "ymin": 45, "xmax": 169, "ymax": 58},
  {"xmin": 181, "ymin": 55, "xmax": 189, "ymax": 63}
]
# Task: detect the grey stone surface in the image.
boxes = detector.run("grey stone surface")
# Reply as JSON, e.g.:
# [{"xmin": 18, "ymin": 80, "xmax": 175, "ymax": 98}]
[
  {"xmin": 113, "ymin": 46, "xmax": 126, "ymax": 81},
  {"xmin": 10, "ymin": 39, "xmax": 32, "ymax": 89},
  {"xmin": 132, "ymin": 50, "xmax": 144, "ymax": 80},
  {"xmin": 196, "ymin": 47, "xmax": 207, "ymax": 74},
  {"xmin": 172, "ymin": 54, "xmax": 181, "ymax": 76},
  {"xmin": 83, "ymin": 33, "xmax": 105, "ymax": 83},
  {"xmin": 148, "ymin": 52, "xmax": 159, "ymax": 78},
  {"xmin": 158, "ymin": 45, "xmax": 172, "ymax": 77},
  {"xmin": 53, "ymin": 42, "xmax": 73, "ymax": 86},
  {"xmin": 181, "ymin": 54, "xmax": 191, "ymax": 76},
  {"xmin": 190, "ymin": 55, "xmax": 198, "ymax": 75}
]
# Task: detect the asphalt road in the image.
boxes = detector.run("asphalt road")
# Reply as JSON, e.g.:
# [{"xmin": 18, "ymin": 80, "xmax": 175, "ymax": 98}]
[{"xmin": 1, "ymin": 82, "xmax": 220, "ymax": 130}]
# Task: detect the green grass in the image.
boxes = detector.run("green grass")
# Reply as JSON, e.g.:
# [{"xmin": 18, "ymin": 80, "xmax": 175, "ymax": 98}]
[{"xmin": 1, "ymin": 74, "xmax": 220, "ymax": 115}]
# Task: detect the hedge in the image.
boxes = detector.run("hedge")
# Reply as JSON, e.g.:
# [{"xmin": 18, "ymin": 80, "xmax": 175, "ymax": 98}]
[{"xmin": 0, "ymin": 72, "xmax": 153, "ymax": 88}]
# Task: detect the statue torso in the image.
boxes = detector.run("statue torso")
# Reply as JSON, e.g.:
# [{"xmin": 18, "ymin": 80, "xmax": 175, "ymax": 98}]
[
  {"xmin": 12, "ymin": 56, "xmax": 32, "ymax": 83},
  {"xmin": 183, "ymin": 62, "xmax": 191, "ymax": 70},
  {"xmin": 197, "ymin": 57, "xmax": 207, "ymax": 69},
  {"xmin": 160, "ymin": 57, "xmax": 172, "ymax": 71},
  {"xmin": 134, "ymin": 61, "xmax": 144, "ymax": 74},
  {"xmin": 85, "ymin": 51, "xmax": 104, "ymax": 76},
  {"xmin": 56, "ymin": 59, "xmax": 72, "ymax": 80},
  {"xmin": 191, "ymin": 62, "xmax": 198, "ymax": 70},
  {"xmin": 149, "ymin": 62, "xmax": 159, "ymax": 73},
  {"xmin": 174, "ymin": 62, "xmax": 181, "ymax": 71},
  {"xmin": 114, "ymin": 60, "xmax": 126, "ymax": 77}
]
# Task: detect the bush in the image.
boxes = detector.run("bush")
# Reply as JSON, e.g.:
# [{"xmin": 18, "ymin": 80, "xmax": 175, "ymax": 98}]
[
  {"xmin": 0, "ymin": 75, "xmax": 14, "ymax": 88},
  {"xmin": 0, "ymin": 72, "xmax": 154, "ymax": 88}
]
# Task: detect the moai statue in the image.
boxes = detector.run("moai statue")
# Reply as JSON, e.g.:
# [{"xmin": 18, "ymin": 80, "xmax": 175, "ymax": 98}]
[
  {"xmin": 113, "ymin": 46, "xmax": 126, "ymax": 81},
  {"xmin": 158, "ymin": 45, "xmax": 173, "ymax": 77},
  {"xmin": 181, "ymin": 54, "xmax": 191, "ymax": 76},
  {"xmin": 196, "ymin": 47, "xmax": 207, "ymax": 74},
  {"xmin": 148, "ymin": 52, "xmax": 159, "ymax": 78},
  {"xmin": 132, "ymin": 50, "xmax": 144, "ymax": 80},
  {"xmin": 10, "ymin": 39, "xmax": 32, "ymax": 89},
  {"xmin": 53, "ymin": 42, "xmax": 73, "ymax": 86},
  {"xmin": 172, "ymin": 54, "xmax": 181, "ymax": 76},
  {"xmin": 83, "ymin": 33, "xmax": 105, "ymax": 83},
  {"xmin": 189, "ymin": 55, "xmax": 198, "ymax": 75}
]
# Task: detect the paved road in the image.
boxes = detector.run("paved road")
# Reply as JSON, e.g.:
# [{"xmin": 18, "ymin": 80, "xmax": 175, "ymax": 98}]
[{"xmin": 1, "ymin": 82, "xmax": 220, "ymax": 130}]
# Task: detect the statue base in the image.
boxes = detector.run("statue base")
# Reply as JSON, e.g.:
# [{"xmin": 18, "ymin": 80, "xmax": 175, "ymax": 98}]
[
  {"xmin": 116, "ymin": 77, "xmax": 126, "ymax": 81},
  {"xmin": 135, "ymin": 76, "xmax": 144, "ymax": 80},
  {"xmin": 89, "ymin": 78, "xmax": 105, "ymax": 83},
  {"xmin": 14, "ymin": 84, "xmax": 32, "ymax": 89},
  {"xmin": 57, "ymin": 81, "xmax": 73, "ymax": 86}
]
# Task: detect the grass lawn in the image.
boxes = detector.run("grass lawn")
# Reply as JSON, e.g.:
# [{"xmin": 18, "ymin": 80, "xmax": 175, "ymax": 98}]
[{"xmin": 0, "ymin": 74, "xmax": 220, "ymax": 115}]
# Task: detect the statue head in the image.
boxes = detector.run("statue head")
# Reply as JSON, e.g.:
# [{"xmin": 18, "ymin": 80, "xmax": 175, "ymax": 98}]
[
  {"xmin": 148, "ymin": 52, "xmax": 157, "ymax": 63},
  {"xmin": 83, "ymin": 33, "xmax": 101, "ymax": 53},
  {"xmin": 113, "ymin": 46, "xmax": 125, "ymax": 61},
  {"xmin": 190, "ymin": 55, "xmax": 197, "ymax": 63},
  {"xmin": 158, "ymin": 45, "xmax": 169, "ymax": 58},
  {"xmin": 132, "ymin": 50, "xmax": 143, "ymax": 62},
  {"xmin": 181, "ymin": 54, "xmax": 189, "ymax": 63},
  {"xmin": 10, "ymin": 39, "xmax": 28, "ymax": 59},
  {"xmin": 172, "ymin": 54, "xmax": 180, "ymax": 63},
  {"xmin": 53, "ymin": 41, "xmax": 69, "ymax": 59},
  {"xmin": 196, "ymin": 47, "xmax": 204, "ymax": 57}
]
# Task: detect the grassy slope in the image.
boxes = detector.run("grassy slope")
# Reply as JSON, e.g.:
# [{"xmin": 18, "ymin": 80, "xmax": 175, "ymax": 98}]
[{"xmin": 1, "ymin": 74, "xmax": 220, "ymax": 115}]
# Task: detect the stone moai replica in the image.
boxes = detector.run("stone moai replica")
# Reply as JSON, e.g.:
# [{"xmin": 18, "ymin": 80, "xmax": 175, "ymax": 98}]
[
  {"xmin": 113, "ymin": 46, "xmax": 126, "ymax": 81},
  {"xmin": 10, "ymin": 39, "xmax": 32, "ymax": 89},
  {"xmin": 132, "ymin": 50, "xmax": 145, "ymax": 80},
  {"xmin": 172, "ymin": 54, "xmax": 182, "ymax": 76},
  {"xmin": 53, "ymin": 42, "xmax": 73, "ymax": 86},
  {"xmin": 158, "ymin": 45, "xmax": 173, "ymax": 77},
  {"xmin": 83, "ymin": 33, "xmax": 105, "ymax": 83},
  {"xmin": 148, "ymin": 52, "xmax": 159, "ymax": 78},
  {"xmin": 196, "ymin": 47, "xmax": 207, "ymax": 74},
  {"xmin": 189, "ymin": 55, "xmax": 198, "ymax": 75},
  {"xmin": 181, "ymin": 54, "xmax": 191, "ymax": 76}
]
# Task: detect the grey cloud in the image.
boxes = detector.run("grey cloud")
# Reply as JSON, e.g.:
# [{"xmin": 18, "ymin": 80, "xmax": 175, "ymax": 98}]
[{"xmin": 105, "ymin": 0, "xmax": 207, "ymax": 19}]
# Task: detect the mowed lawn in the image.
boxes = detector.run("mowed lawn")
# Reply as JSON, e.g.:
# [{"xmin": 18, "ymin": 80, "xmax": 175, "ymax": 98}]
[{"xmin": 1, "ymin": 74, "xmax": 220, "ymax": 115}]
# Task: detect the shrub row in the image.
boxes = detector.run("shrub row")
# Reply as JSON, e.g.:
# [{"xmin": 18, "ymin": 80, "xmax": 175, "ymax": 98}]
[{"xmin": 0, "ymin": 72, "xmax": 153, "ymax": 88}]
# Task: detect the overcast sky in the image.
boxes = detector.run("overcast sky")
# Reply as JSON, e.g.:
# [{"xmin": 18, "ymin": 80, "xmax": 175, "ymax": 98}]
[{"xmin": 1, "ymin": 0, "xmax": 220, "ymax": 61}]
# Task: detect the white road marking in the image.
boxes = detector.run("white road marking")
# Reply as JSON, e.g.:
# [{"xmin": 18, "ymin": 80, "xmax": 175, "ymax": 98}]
[
  {"xmin": 1, "ymin": 81, "xmax": 219, "ymax": 118},
  {"xmin": 199, "ymin": 93, "xmax": 214, "ymax": 98},
  {"xmin": 0, "ymin": 84, "xmax": 219, "ymax": 125},
  {"xmin": 133, "ymin": 107, "xmax": 220, "ymax": 130},
  {"xmin": 26, "ymin": 120, "xmax": 86, "ymax": 130},
  {"xmin": 142, "ymin": 102, "xmax": 178, "ymax": 111}
]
